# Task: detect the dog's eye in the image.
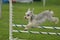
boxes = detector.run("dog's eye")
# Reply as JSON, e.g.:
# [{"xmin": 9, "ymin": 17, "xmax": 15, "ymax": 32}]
[{"xmin": 27, "ymin": 14, "xmax": 30, "ymax": 16}]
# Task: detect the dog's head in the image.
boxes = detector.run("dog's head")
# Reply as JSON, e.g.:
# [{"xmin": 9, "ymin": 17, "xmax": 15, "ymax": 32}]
[{"xmin": 24, "ymin": 8, "xmax": 34, "ymax": 20}]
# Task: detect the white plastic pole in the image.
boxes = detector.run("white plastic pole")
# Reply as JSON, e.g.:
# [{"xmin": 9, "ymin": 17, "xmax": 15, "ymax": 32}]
[
  {"xmin": 43, "ymin": 0, "xmax": 46, "ymax": 7},
  {"xmin": 0, "ymin": 0, "xmax": 2, "ymax": 18},
  {"xmin": 9, "ymin": 0, "xmax": 13, "ymax": 40}
]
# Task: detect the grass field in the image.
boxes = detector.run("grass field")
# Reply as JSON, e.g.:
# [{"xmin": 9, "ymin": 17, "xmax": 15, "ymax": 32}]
[
  {"xmin": 0, "ymin": 3, "xmax": 9, "ymax": 40},
  {"xmin": 0, "ymin": 1, "xmax": 60, "ymax": 40}
]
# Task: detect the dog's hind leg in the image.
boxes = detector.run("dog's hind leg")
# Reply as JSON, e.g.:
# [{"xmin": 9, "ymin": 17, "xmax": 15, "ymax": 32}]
[
  {"xmin": 47, "ymin": 17, "xmax": 59, "ymax": 24},
  {"xmin": 52, "ymin": 17, "xmax": 59, "ymax": 24}
]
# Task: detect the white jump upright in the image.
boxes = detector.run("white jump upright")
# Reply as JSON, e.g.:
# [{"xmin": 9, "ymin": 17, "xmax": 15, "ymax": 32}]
[{"xmin": 9, "ymin": 0, "xmax": 13, "ymax": 40}]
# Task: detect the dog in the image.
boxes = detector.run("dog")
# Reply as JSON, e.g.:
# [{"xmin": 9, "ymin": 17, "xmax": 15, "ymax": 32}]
[{"xmin": 24, "ymin": 8, "xmax": 59, "ymax": 30}]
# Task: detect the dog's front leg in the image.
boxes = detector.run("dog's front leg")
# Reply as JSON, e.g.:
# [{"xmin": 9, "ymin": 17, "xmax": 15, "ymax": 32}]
[{"xmin": 24, "ymin": 23, "xmax": 32, "ymax": 31}]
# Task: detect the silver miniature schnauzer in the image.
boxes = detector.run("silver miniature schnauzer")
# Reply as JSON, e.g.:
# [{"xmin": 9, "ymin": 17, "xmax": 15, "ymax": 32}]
[{"xmin": 24, "ymin": 8, "xmax": 59, "ymax": 30}]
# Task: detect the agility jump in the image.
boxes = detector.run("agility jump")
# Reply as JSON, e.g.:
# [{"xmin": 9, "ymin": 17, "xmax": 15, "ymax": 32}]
[{"xmin": 9, "ymin": 0, "xmax": 60, "ymax": 40}]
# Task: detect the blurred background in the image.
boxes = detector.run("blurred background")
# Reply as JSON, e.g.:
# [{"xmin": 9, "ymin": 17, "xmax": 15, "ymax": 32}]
[{"xmin": 0, "ymin": 0, "xmax": 60, "ymax": 40}]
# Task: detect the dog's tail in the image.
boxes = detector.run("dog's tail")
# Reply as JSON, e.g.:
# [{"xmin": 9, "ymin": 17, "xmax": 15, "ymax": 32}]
[{"xmin": 49, "ymin": 9, "xmax": 51, "ymax": 11}]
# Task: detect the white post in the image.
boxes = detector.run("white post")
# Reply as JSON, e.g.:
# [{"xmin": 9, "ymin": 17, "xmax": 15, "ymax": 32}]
[
  {"xmin": 0, "ymin": 0, "xmax": 2, "ymax": 18},
  {"xmin": 9, "ymin": 0, "xmax": 13, "ymax": 40},
  {"xmin": 43, "ymin": 0, "xmax": 46, "ymax": 7}
]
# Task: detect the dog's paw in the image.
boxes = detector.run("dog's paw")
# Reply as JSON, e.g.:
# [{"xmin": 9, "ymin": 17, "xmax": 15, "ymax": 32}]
[{"xmin": 24, "ymin": 28, "xmax": 28, "ymax": 31}]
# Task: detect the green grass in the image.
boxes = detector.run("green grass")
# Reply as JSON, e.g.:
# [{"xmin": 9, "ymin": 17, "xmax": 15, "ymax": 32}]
[
  {"xmin": 0, "ymin": 1, "xmax": 60, "ymax": 40},
  {"xmin": 13, "ymin": 2, "xmax": 60, "ymax": 40},
  {"xmin": 0, "ymin": 3, "xmax": 9, "ymax": 40}
]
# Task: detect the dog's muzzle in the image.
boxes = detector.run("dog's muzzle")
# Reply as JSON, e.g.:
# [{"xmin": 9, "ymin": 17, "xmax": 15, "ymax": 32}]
[{"xmin": 24, "ymin": 16, "xmax": 28, "ymax": 19}]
